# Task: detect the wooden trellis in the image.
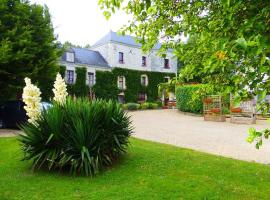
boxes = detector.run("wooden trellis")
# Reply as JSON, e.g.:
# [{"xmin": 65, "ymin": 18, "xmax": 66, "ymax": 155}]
[
  {"xmin": 230, "ymin": 95, "xmax": 256, "ymax": 124},
  {"xmin": 203, "ymin": 95, "xmax": 226, "ymax": 122}
]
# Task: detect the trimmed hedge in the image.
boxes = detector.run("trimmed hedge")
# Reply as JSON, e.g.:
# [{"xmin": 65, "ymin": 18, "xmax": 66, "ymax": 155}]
[
  {"xmin": 122, "ymin": 102, "xmax": 160, "ymax": 110},
  {"xmin": 93, "ymin": 68, "xmax": 174, "ymax": 102},
  {"xmin": 141, "ymin": 102, "xmax": 159, "ymax": 109},
  {"xmin": 123, "ymin": 103, "xmax": 140, "ymax": 110},
  {"xmin": 175, "ymin": 85, "xmax": 203, "ymax": 114}
]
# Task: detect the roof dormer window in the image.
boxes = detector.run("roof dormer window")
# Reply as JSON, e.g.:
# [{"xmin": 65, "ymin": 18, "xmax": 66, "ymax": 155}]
[{"xmin": 66, "ymin": 52, "xmax": 75, "ymax": 62}]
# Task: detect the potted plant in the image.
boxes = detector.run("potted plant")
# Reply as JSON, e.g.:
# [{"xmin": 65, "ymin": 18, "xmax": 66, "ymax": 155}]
[
  {"xmin": 231, "ymin": 107, "xmax": 242, "ymax": 113},
  {"xmin": 210, "ymin": 108, "xmax": 220, "ymax": 114},
  {"xmin": 204, "ymin": 97, "xmax": 213, "ymax": 104}
]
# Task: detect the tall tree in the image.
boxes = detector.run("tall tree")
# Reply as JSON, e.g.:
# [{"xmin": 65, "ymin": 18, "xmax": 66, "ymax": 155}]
[
  {"xmin": 0, "ymin": 0, "xmax": 62, "ymax": 101},
  {"xmin": 99, "ymin": 0, "xmax": 270, "ymax": 147}
]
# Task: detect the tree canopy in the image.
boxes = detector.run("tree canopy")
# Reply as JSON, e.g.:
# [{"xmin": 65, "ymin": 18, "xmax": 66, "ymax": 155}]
[
  {"xmin": 99, "ymin": 0, "xmax": 270, "ymax": 107},
  {"xmin": 99, "ymin": 0, "xmax": 270, "ymax": 148},
  {"xmin": 0, "ymin": 0, "xmax": 62, "ymax": 101}
]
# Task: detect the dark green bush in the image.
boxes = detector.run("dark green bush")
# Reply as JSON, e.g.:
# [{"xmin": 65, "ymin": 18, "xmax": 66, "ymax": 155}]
[
  {"xmin": 123, "ymin": 103, "xmax": 140, "ymax": 110},
  {"xmin": 175, "ymin": 85, "xmax": 203, "ymax": 114},
  {"xmin": 19, "ymin": 98, "xmax": 132, "ymax": 176},
  {"xmin": 140, "ymin": 102, "xmax": 149, "ymax": 109},
  {"xmin": 140, "ymin": 102, "xmax": 159, "ymax": 109},
  {"xmin": 156, "ymin": 101, "xmax": 163, "ymax": 108},
  {"xmin": 149, "ymin": 103, "xmax": 159, "ymax": 109}
]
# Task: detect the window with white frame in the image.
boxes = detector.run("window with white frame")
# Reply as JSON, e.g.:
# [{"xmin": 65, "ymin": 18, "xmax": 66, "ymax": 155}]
[
  {"xmin": 117, "ymin": 76, "xmax": 126, "ymax": 90},
  {"xmin": 118, "ymin": 52, "xmax": 124, "ymax": 63},
  {"xmin": 164, "ymin": 76, "xmax": 170, "ymax": 82},
  {"xmin": 141, "ymin": 74, "xmax": 148, "ymax": 86},
  {"xmin": 66, "ymin": 52, "xmax": 75, "ymax": 62},
  {"xmin": 66, "ymin": 70, "xmax": 74, "ymax": 84},
  {"xmin": 138, "ymin": 93, "xmax": 147, "ymax": 102},
  {"xmin": 88, "ymin": 72, "xmax": 94, "ymax": 86}
]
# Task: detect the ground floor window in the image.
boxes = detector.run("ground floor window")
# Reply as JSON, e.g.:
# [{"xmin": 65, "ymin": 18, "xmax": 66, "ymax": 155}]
[
  {"xmin": 117, "ymin": 76, "xmax": 126, "ymax": 90},
  {"xmin": 138, "ymin": 93, "xmax": 147, "ymax": 102},
  {"xmin": 66, "ymin": 70, "xmax": 74, "ymax": 84},
  {"xmin": 88, "ymin": 72, "xmax": 94, "ymax": 86},
  {"xmin": 164, "ymin": 76, "xmax": 170, "ymax": 82},
  {"xmin": 141, "ymin": 75, "xmax": 148, "ymax": 86},
  {"xmin": 118, "ymin": 94, "xmax": 125, "ymax": 104}
]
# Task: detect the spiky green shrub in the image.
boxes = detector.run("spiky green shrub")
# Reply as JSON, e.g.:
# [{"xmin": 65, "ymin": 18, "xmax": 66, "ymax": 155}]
[{"xmin": 19, "ymin": 98, "xmax": 132, "ymax": 176}]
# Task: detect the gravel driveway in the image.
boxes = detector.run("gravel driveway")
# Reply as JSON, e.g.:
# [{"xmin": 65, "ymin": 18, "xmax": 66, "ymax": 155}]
[{"xmin": 130, "ymin": 109, "xmax": 270, "ymax": 164}]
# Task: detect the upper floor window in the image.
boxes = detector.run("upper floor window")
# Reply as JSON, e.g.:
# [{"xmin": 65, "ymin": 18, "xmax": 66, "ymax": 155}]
[
  {"xmin": 141, "ymin": 75, "xmax": 148, "ymax": 86},
  {"xmin": 66, "ymin": 52, "xmax": 74, "ymax": 62},
  {"xmin": 88, "ymin": 72, "xmax": 94, "ymax": 87},
  {"xmin": 119, "ymin": 52, "xmax": 124, "ymax": 64},
  {"xmin": 66, "ymin": 70, "xmax": 74, "ymax": 84},
  {"xmin": 117, "ymin": 76, "xmax": 126, "ymax": 90},
  {"xmin": 164, "ymin": 58, "xmax": 170, "ymax": 69},
  {"xmin": 142, "ymin": 56, "xmax": 147, "ymax": 66}
]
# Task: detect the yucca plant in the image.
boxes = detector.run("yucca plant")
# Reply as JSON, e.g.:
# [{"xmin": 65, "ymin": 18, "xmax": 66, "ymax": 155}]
[{"xmin": 19, "ymin": 98, "xmax": 132, "ymax": 176}]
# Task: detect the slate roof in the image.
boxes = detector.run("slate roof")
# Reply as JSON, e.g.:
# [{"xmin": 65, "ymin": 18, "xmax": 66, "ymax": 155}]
[
  {"xmin": 92, "ymin": 30, "xmax": 162, "ymax": 50},
  {"xmin": 61, "ymin": 47, "xmax": 110, "ymax": 68}
]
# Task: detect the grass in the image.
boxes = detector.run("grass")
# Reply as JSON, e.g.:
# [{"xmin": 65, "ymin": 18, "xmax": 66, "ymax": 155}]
[{"xmin": 1, "ymin": 137, "xmax": 270, "ymax": 200}]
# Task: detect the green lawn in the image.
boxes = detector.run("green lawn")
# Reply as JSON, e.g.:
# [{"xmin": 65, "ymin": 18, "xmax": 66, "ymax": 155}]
[{"xmin": 1, "ymin": 137, "xmax": 270, "ymax": 200}]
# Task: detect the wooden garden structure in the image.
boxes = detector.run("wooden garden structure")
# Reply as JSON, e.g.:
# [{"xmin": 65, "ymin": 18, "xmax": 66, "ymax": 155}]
[
  {"xmin": 230, "ymin": 95, "xmax": 256, "ymax": 124},
  {"xmin": 203, "ymin": 95, "xmax": 226, "ymax": 122}
]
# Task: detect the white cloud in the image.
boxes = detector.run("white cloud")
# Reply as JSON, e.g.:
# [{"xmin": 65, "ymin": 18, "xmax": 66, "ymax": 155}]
[{"xmin": 30, "ymin": 0, "xmax": 131, "ymax": 46}]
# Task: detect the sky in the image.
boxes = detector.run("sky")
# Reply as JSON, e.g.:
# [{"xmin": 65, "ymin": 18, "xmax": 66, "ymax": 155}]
[{"xmin": 29, "ymin": 0, "xmax": 131, "ymax": 46}]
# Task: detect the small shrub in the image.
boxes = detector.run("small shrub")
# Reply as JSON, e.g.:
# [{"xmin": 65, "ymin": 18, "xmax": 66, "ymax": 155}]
[
  {"xmin": 122, "ymin": 103, "xmax": 128, "ymax": 110},
  {"xmin": 19, "ymin": 98, "xmax": 132, "ymax": 176},
  {"xmin": 222, "ymin": 107, "xmax": 230, "ymax": 114},
  {"xmin": 140, "ymin": 102, "xmax": 149, "ymax": 109},
  {"xmin": 125, "ymin": 103, "xmax": 140, "ymax": 110},
  {"xmin": 140, "ymin": 102, "xmax": 159, "ymax": 109},
  {"xmin": 175, "ymin": 84, "xmax": 203, "ymax": 114},
  {"xmin": 148, "ymin": 103, "xmax": 159, "ymax": 109},
  {"xmin": 156, "ymin": 101, "xmax": 163, "ymax": 108}
]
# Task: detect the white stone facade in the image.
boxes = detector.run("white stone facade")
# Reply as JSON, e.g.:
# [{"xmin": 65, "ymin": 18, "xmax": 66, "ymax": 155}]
[
  {"xmin": 60, "ymin": 31, "xmax": 177, "ymax": 90},
  {"xmin": 91, "ymin": 42, "xmax": 177, "ymax": 73},
  {"xmin": 60, "ymin": 61, "xmax": 110, "ymax": 86}
]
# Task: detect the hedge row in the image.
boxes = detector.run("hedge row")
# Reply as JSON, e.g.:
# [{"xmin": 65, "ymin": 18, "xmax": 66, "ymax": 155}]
[
  {"xmin": 122, "ymin": 102, "xmax": 161, "ymax": 110},
  {"xmin": 175, "ymin": 84, "xmax": 203, "ymax": 114},
  {"xmin": 94, "ymin": 68, "xmax": 174, "ymax": 102}
]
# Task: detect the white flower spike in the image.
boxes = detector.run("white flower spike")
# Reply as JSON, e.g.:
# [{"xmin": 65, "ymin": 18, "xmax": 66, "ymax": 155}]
[
  {"xmin": 22, "ymin": 78, "xmax": 42, "ymax": 124},
  {"xmin": 53, "ymin": 73, "xmax": 68, "ymax": 105}
]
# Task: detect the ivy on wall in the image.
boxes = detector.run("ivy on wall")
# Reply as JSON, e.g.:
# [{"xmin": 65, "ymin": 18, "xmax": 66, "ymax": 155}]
[
  {"xmin": 60, "ymin": 65, "xmax": 89, "ymax": 97},
  {"xmin": 93, "ymin": 71, "xmax": 119, "ymax": 100},
  {"xmin": 73, "ymin": 67, "xmax": 89, "ymax": 97},
  {"xmin": 93, "ymin": 68, "xmax": 175, "ymax": 102},
  {"xmin": 59, "ymin": 65, "xmax": 66, "ymax": 78}
]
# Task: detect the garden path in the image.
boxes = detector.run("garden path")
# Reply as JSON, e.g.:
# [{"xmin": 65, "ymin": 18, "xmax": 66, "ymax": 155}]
[
  {"xmin": 0, "ymin": 129, "xmax": 21, "ymax": 137},
  {"xmin": 130, "ymin": 109, "xmax": 270, "ymax": 164}
]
